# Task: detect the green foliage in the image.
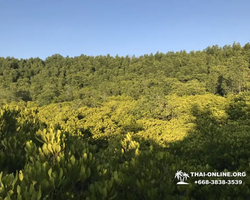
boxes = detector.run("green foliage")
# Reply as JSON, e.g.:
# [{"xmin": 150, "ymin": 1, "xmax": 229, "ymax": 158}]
[
  {"xmin": 0, "ymin": 91, "xmax": 250, "ymax": 199},
  {"xmin": 1, "ymin": 42, "xmax": 250, "ymax": 199},
  {"xmin": 1, "ymin": 42, "xmax": 250, "ymax": 106}
]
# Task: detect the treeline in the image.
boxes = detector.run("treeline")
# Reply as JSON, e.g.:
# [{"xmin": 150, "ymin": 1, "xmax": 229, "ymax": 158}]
[{"xmin": 1, "ymin": 42, "xmax": 250, "ymax": 106}]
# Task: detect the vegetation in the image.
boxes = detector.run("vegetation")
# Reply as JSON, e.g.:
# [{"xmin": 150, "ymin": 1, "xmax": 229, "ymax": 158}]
[{"xmin": 0, "ymin": 42, "xmax": 250, "ymax": 199}]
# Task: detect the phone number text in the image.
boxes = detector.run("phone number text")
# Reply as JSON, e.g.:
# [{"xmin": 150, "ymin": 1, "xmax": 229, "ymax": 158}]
[{"xmin": 194, "ymin": 180, "xmax": 243, "ymax": 185}]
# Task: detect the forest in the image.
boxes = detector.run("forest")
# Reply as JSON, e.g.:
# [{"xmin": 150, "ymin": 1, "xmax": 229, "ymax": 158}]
[{"xmin": 0, "ymin": 42, "xmax": 250, "ymax": 199}]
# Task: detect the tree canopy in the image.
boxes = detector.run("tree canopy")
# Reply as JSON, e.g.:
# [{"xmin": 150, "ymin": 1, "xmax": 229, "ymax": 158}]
[
  {"xmin": 1, "ymin": 42, "xmax": 250, "ymax": 106},
  {"xmin": 1, "ymin": 42, "xmax": 250, "ymax": 199}
]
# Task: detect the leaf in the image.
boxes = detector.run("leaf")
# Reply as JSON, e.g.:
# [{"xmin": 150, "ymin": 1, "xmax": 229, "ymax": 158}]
[
  {"xmin": 80, "ymin": 166, "xmax": 86, "ymax": 176},
  {"xmin": 59, "ymin": 168, "xmax": 63, "ymax": 179},
  {"xmin": 47, "ymin": 143, "xmax": 53, "ymax": 153},
  {"xmin": 48, "ymin": 168, "xmax": 52, "ymax": 179},
  {"xmin": 113, "ymin": 171, "xmax": 118, "ymax": 181},
  {"xmin": 136, "ymin": 179, "xmax": 142, "ymax": 189},
  {"xmin": 17, "ymin": 185, "xmax": 21, "ymax": 195},
  {"xmin": 102, "ymin": 188, "xmax": 107, "ymax": 198},
  {"xmin": 70, "ymin": 155, "xmax": 75, "ymax": 165},
  {"xmin": 37, "ymin": 186, "xmax": 42, "ymax": 200},
  {"xmin": 19, "ymin": 171, "xmax": 23, "ymax": 181},
  {"xmin": 55, "ymin": 145, "xmax": 61, "ymax": 153},
  {"xmin": 83, "ymin": 153, "xmax": 87, "ymax": 161},
  {"xmin": 41, "ymin": 179, "xmax": 49, "ymax": 190}
]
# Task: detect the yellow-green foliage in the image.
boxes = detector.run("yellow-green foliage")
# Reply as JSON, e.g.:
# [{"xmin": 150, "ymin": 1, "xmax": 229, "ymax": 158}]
[
  {"xmin": 35, "ymin": 94, "xmax": 228, "ymax": 147},
  {"xmin": 165, "ymin": 94, "xmax": 227, "ymax": 120},
  {"xmin": 37, "ymin": 102, "xmax": 73, "ymax": 125},
  {"xmin": 37, "ymin": 96, "xmax": 140, "ymax": 140},
  {"xmin": 1, "ymin": 93, "xmax": 250, "ymax": 199},
  {"xmin": 133, "ymin": 94, "xmax": 227, "ymax": 145}
]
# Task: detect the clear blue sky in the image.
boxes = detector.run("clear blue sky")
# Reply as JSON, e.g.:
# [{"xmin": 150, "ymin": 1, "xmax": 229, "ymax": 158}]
[{"xmin": 1, "ymin": 0, "xmax": 249, "ymax": 60}]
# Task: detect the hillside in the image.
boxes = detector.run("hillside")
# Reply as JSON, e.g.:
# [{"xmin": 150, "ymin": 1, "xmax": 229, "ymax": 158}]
[
  {"xmin": 1, "ymin": 42, "xmax": 250, "ymax": 106},
  {"xmin": 0, "ymin": 43, "xmax": 250, "ymax": 199}
]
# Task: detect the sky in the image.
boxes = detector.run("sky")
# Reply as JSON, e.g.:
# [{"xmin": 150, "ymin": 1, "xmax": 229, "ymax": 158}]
[{"xmin": 0, "ymin": 0, "xmax": 250, "ymax": 60}]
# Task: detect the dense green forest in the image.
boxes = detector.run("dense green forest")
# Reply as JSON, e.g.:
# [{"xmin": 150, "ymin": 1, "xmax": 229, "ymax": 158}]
[
  {"xmin": 1, "ymin": 42, "xmax": 250, "ymax": 199},
  {"xmin": 1, "ymin": 42, "xmax": 250, "ymax": 106}
]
